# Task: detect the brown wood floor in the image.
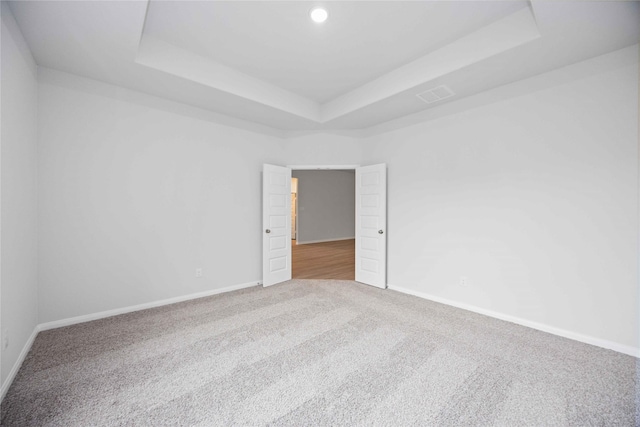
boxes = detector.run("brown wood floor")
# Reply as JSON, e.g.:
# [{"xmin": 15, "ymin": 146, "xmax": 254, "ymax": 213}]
[{"xmin": 292, "ymin": 239, "xmax": 355, "ymax": 280}]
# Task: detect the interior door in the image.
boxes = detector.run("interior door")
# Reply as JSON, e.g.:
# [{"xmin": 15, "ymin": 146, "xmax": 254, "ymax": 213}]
[
  {"xmin": 355, "ymin": 164, "xmax": 387, "ymax": 288},
  {"xmin": 262, "ymin": 164, "xmax": 292, "ymax": 287}
]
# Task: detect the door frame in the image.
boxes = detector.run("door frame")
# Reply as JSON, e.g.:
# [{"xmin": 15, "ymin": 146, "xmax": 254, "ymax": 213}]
[
  {"xmin": 265, "ymin": 163, "xmax": 387, "ymax": 288},
  {"xmin": 287, "ymin": 165, "xmax": 360, "ymax": 170}
]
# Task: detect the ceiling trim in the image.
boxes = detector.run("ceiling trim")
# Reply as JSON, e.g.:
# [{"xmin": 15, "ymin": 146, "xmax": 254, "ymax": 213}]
[
  {"xmin": 136, "ymin": 35, "xmax": 320, "ymax": 121},
  {"xmin": 321, "ymin": 6, "xmax": 541, "ymax": 123}
]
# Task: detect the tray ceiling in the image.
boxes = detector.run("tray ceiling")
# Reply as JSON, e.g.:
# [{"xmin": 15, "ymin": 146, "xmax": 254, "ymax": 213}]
[{"xmin": 7, "ymin": 1, "xmax": 640, "ymax": 136}]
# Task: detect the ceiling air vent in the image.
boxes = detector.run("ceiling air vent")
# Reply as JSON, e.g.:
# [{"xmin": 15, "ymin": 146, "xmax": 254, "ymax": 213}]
[{"xmin": 416, "ymin": 85, "xmax": 455, "ymax": 104}]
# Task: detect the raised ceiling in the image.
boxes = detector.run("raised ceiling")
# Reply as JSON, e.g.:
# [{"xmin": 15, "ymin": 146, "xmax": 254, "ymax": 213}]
[
  {"xmin": 7, "ymin": 1, "xmax": 640, "ymax": 136},
  {"xmin": 143, "ymin": 1, "xmax": 527, "ymax": 104}
]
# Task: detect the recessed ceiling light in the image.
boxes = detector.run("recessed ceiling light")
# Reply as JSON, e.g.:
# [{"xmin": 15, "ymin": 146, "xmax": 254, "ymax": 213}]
[{"xmin": 310, "ymin": 8, "xmax": 328, "ymax": 23}]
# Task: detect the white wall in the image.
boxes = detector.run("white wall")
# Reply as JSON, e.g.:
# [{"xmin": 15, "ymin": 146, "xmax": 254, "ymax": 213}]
[
  {"xmin": 363, "ymin": 46, "xmax": 639, "ymax": 352},
  {"xmin": 283, "ymin": 133, "xmax": 363, "ymax": 166},
  {"xmin": 38, "ymin": 46, "xmax": 637, "ymax": 352},
  {"xmin": 1, "ymin": 3, "xmax": 39, "ymax": 383},
  {"xmin": 3, "ymin": 11, "xmax": 637, "ymax": 383},
  {"xmin": 37, "ymin": 68, "xmax": 285, "ymax": 323},
  {"xmin": 292, "ymin": 170, "xmax": 355, "ymax": 243},
  {"xmin": 35, "ymin": 70, "xmax": 367, "ymax": 325}
]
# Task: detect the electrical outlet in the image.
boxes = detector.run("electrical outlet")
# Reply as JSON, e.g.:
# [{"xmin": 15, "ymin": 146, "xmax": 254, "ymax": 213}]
[
  {"xmin": 459, "ymin": 276, "xmax": 468, "ymax": 287},
  {"xmin": 195, "ymin": 268, "xmax": 203, "ymax": 278}
]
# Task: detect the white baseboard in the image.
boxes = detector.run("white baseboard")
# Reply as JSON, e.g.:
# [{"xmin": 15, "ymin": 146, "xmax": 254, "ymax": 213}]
[
  {"xmin": 1, "ymin": 280, "xmax": 259, "ymax": 402},
  {"xmin": 388, "ymin": 284, "xmax": 640, "ymax": 358},
  {"xmin": 1, "ymin": 326, "xmax": 38, "ymax": 402},
  {"xmin": 5, "ymin": 281, "xmax": 635, "ymax": 404},
  {"xmin": 39, "ymin": 280, "xmax": 260, "ymax": 331},
  {"xmin": 295, "ymin": 237, "xmax": 355, "ymax": 245}
]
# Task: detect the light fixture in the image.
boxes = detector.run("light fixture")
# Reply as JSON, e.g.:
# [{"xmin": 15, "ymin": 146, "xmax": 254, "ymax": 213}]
[{"xmin": 310, "ymin": 7, "xmax": 328, "ymax": 23}]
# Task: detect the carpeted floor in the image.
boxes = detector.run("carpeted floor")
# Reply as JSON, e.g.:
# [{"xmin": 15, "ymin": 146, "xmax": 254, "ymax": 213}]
[{"xmin": 1, "ymin": 279, "xmax": 638, "ymax": 426}]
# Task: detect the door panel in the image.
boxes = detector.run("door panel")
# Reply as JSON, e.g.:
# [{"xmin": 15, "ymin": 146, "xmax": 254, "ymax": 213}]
[
  {"xmin": 355, "ymin": 164, "xmax": 387, "ymax": 288},
  {"xmin": 263, "ymin": 164, "xmax": 292, "ymax": 287}
]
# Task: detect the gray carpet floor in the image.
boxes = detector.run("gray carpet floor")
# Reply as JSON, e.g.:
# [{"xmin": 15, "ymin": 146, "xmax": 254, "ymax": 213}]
[{"xmin": 1, "ymin": 279, "xmax": 638, "ymax": 426}]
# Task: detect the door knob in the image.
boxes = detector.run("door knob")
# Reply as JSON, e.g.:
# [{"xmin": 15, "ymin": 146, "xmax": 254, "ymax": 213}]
[
  {"xmin": 265, "ymin": 229, "xmax": 271, "ymax": 234},
  {"xmin": 378, "ymin": 230, "xmax": 384, "ymax": 234}
]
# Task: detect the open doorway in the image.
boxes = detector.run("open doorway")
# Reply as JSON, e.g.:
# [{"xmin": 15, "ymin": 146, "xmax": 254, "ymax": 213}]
[
  {"xmin": 263, "ymin": 163, "xmax": 386, "ymax": 288},
  {"xmin": 291, "ymin": 170, "xmax": 355, "ymax": 280}
]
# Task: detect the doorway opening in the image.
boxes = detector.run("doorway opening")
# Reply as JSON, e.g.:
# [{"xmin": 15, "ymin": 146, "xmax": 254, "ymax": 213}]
[
  {"xmin": 263, "ymin": 163, "xmax": 386, "ymax": 289},
  {"xmin": 290, "ymin": 170, "xmax": 355, "ymax": 280}
]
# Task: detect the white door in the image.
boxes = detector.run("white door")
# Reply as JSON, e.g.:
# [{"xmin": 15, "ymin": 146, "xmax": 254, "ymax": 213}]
[
  {"xmin": 355, "ymin": 164, "xmax": 387, "ymax": 288},
  {"xmin": 263, "ymin": 164, "xmax": 292, "ymax": 287}
]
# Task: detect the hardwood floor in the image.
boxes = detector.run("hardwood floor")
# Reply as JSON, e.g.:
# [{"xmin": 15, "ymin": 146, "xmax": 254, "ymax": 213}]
[{"xmin": 292, "ymin": 239, "xmax": 355, "ymax": 280}]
